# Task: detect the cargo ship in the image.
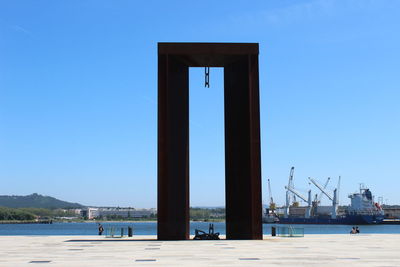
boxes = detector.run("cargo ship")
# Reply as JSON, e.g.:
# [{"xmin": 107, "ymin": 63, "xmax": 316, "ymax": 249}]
[
  {"xmin": 263, "ymin": 168, "xmax": 384, "ymax": 225},
  {"xmin": 277, "ymin": 187, "xmax": 384, "ymax": 224}
]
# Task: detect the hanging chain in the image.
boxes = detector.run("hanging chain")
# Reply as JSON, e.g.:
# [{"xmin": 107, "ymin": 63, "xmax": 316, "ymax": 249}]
[{"xmin": 204, "ymin": 67, "xmax": 210, "ymax": 88}]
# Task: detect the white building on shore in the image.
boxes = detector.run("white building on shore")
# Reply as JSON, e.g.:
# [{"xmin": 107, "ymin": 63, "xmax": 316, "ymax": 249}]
[{"xmin": 81, "ymin": 207, "xmax": 156, "ymax": 219}]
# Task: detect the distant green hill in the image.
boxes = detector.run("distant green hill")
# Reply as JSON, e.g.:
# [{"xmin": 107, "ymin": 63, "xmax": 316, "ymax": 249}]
[{"xmin": 0, "ymin": 193, "xmax": 85, "ymax": 209}]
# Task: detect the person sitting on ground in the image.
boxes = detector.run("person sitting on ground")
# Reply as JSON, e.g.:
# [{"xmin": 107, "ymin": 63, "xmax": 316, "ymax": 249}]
[
  {"xmin": 355, "ymin": 226, "xmax": 360, "ymax": 234},
  {"xmin": 350, "ymin": 227, "xmax": 357, "ymax": 234}
]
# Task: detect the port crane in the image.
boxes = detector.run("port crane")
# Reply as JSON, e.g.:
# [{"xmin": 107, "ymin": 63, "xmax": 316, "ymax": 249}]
[
  {"xmin": 267, "ymin": 179, "xmax": 275, "ymax": 211},
  {"xmin": 314, "ymin": 177, "xmax": 331, "ymax": 203},
  {"xmin": 308, "ymin": 177, "xmax": 339, "ymax": 219},
  {"xmin": 285, "ymin": 186, "xmax": 312, "ymax": 218},
  {"xmin": 337, "ymin": 176, "xmax": 341, "ymax": 205},
  {"xmin": 311, "ymin": 177, "xmax": 331, "ymax": 216},
  {"xmin": 288, "ymin": 167, "xmax": 297, "ymax": 205},
  {"xmin": 284, "ymin": 167, "xmax": 296, "ymax": 218}
]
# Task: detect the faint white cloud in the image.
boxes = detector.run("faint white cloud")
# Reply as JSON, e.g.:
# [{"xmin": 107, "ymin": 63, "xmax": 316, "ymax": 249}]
[{"xmin": 11, "ymin": 25, "xmax": 33, "ymax": 37}]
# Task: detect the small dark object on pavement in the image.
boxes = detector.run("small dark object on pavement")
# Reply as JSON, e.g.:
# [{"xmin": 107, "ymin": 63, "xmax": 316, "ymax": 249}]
[
  {"xmin": 128, "ymin": 226, "xmax": 133, "ymax": 237},
  {"xmin": 193, "ymin": 223, "xmax": 220, "ymax": 240}
]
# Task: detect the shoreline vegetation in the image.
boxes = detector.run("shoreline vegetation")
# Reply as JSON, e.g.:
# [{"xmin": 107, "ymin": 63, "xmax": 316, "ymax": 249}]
[
  {"xmin": 0, "ymin": 219, "xmax": 225, "ymax": 224},
  {"xmin": 0, "ymin": 220, "xmax": 53, "ymax": 224},
  {"xmin": 0, "ymin": 206, "xmax": 225, "ymax": 224}
]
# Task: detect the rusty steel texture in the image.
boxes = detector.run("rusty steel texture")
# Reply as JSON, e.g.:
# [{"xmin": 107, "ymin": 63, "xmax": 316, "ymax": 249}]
[{"xmin": 158, "ymin": 43, "xmax": 262, "ymax": 240}]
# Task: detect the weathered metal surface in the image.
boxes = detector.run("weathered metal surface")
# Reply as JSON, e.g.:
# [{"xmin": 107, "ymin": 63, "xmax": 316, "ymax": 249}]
[
  {"xmin": 224, "ymin": 55, "xmax": 262, "ymax": 240},
  {"xmin": 157, "ymin": 54, "xmax": 189, "ymax": 240},
  {"xmin": 158, "ymin": 43, "xmax": 262, "ymax": 240}
]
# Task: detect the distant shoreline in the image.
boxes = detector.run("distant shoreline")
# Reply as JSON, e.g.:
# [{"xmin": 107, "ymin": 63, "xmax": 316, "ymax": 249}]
[
  {"xmin": 0, "ymin": 219, "xmax": 225, "ymax": 224},
  {"xmin": 75, "ymin": 220, "xmax": 225, "ymax": 223},
  {"xmin": 0, "ymin": 220, "xmax": 53, "ymax": 224}
]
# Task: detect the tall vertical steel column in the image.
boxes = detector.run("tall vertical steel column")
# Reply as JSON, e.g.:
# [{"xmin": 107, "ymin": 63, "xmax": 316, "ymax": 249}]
[
  {"xmin": 158, "ymin": 43, "xmax": 262, "ymax": 240},
  {"xmin": 224, "ymin": 55, "xmax": 262, "ymax": 239},
  {"xmin": 157, "ymin": 54, "xmax": 190, "ymax": 240}
]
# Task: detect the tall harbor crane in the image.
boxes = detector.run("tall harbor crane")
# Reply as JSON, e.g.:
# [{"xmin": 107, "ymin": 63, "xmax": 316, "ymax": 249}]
[
  {"xmin": 308, "ymin": 177, "xmax": 339, "ymax": 219},
  {"xmin": 284, "ymin": 167, "xmax": 296, "ymax": 218},
  {"xmin": 337, "ymin": 176, "xmax": 341, "ymax": 205},
  {"xmin": 313, "ymin": 177, "xmax": 331, "ymax": 206},
  {"xmin": 267, "ymin": 179, "xmax": 276, "ymax": 211},
  {"xmin": 310, "ymin": 177, "xmax": 330, "ymax": 216},
  {"xmin": 309, "ymin": 177, "xmax": 333, "ymax": 200},
  {"xmin": 285, "ymin": 186, "xmax": 312, "ymax": 218},
  {"xmin": 288, "ymin": 167, "xmax": 297, "ymax": 205},
  {"xmin": 316, "ymin": 177, "xmax": 331, "ymax": 203}
]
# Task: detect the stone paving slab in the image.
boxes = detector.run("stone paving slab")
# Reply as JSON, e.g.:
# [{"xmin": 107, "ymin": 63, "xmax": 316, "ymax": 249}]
[{"xmin": 1, "ymin": 234, "xmax": 399, "ymax": 266}]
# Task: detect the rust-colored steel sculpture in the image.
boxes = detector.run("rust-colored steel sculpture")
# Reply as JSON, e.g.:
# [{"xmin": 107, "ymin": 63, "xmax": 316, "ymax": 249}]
[{"xmin": 158, "ymin": 43, "xmax": 262, "ymax": 240}]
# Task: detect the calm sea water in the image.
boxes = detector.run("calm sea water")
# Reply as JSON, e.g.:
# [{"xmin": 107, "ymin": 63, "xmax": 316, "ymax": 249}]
[{"xmin": 1, "ymin": 222, "xmax": 400, "ymax": 235}]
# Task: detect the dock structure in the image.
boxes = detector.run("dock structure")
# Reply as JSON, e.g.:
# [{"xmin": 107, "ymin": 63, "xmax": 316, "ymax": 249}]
[{"xmin": 157, "ymin": 43, "xmax": 262, "ymax": 240}]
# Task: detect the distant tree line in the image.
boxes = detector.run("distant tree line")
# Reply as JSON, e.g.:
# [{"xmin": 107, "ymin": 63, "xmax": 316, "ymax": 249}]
[
  {"xmin": 93, "ymin": 208, "xmax": 225, "ymax": 221},
  {"xmin": 190, "ymin": 208, "xmax": 225, "ymax": 221},
  {"xmin": 0, "ymin": 207, "xmax": 77, "ymax": 221},
  {"xmin": 0, "ymin": 207, "xmax": 36, "ymax": 221},
  {"xmin": 0, "ymin": 206, "xmax": 226, "ymax": 221},
  {"xmin": 95, "ymin": 215, "xmax": 156, "ymax": 221}
]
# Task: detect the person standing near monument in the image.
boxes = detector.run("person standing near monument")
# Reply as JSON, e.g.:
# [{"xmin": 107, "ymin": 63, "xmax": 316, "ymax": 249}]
[{"xmin": 98, "ymin": 223, "xmax": 104, "ymax": 235}]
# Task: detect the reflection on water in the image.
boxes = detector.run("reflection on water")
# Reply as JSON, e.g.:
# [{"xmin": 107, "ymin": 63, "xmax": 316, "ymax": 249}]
[{"xmin": 0, "ymin": 222, "xmax": 400, "ymax": 235}]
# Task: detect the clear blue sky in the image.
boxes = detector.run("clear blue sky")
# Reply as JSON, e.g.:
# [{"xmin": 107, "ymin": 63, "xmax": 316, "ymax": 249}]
[{"xmin": 1, "ymin": 0, "xmax": 399, "ymax": 208}]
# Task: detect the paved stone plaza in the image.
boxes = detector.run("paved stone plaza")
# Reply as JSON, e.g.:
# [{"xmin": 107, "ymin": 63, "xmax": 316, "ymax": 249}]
[{"xmin": 1, "ymin": 234, "xmax": 399, "ymax": 266}]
